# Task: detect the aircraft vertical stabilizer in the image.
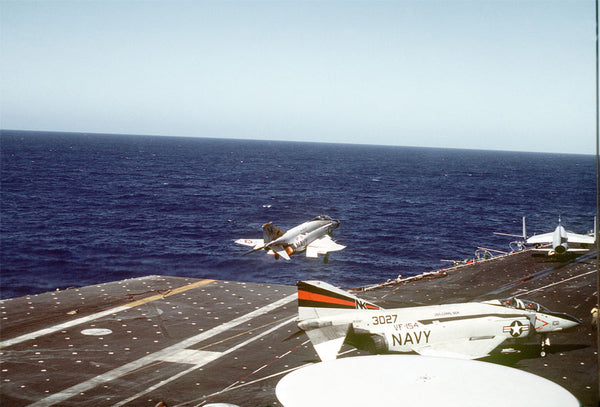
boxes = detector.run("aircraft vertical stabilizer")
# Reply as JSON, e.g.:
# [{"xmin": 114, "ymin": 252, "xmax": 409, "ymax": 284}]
[
  {"xmin": 297, "ymin": 281, "xmax": 380, "ymax": 320},
  {"xmin": 262, "ymin": 222, "xmax": 285, "ymax": 244},
  {"xmin": 297, "ymin": 281, "xmax": 381, "ymax": 361}
]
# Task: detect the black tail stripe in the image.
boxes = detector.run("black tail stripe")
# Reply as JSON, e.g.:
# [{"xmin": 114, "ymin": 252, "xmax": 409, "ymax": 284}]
[{"xmin": 298, "ymin": 299, "xmax": 357, "ymax": 309}]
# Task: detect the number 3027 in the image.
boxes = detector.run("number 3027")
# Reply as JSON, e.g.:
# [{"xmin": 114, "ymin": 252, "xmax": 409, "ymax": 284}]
[{"xmin": 371, "ymin": 314, "xmax": 398, "ymax": 325}]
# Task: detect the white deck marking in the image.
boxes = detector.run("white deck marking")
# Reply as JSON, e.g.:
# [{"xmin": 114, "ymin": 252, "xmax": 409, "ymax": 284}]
[
  {"xmin": 112, "ymin": 316, "xmax": 296, "ymax": 407},
  {"xmin": 27, "ymin": 293, "xmax": 297, "ymax": 407},
  {"xmin": 515, "ymin": 270, "xmax": 596, "ymax": 297},
  {"xmin": 159, "ymin": 349, "xmax": 222, "ymax": 365},
  {"xmin": 0, "ymin": 305, "xmax": 129, "ymax": 349},
  {"xmin": 0, "ymin": 279, "xmax": 215, "ymax": 349}
]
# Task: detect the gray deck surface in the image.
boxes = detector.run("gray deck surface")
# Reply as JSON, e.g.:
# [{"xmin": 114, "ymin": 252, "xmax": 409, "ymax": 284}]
[{"xmin": 0, "ymin": 250, "xmax": 597, "ymax": 406}]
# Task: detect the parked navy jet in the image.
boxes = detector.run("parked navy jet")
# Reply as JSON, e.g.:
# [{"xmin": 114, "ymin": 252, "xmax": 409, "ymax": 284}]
[
  {"xmin": 297, "ymin": 280, "xmax": 580, "ymax": 361},
  {"xmin": 495, "ymin": 216, "xmax": 596, "ymax": 256},
  {"xmin": 235, "ymin": 215, "xmax": 345, "ymax": 262},
  {"xmin": 525, "ymin": 217, "xmax": 595, "ymax": 256}
]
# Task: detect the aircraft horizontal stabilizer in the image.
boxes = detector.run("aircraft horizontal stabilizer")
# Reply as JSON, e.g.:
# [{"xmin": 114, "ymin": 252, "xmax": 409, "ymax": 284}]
[
  {"xmin": 272, "ymin": 246, "xmax": 291, "ymax": 260},
  {"xmin": 304, "ymin": 327, "xmax": 348, "ymax": 361},
  {"xmin": 235, "ymin": 238, "xmax": 264, "ymax": 249},
  {"xmin": 531, "ymin": 247, "xmax": 590, "ymax": 253}
]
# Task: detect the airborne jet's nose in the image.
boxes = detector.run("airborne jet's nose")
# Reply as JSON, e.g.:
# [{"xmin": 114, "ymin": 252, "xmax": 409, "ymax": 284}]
[{"xmin": 330, "ymin": 219, "xmax": 340, "ymax": 229}]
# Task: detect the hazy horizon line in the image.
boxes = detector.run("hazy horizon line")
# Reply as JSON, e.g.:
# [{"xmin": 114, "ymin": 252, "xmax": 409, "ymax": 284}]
[{"xmin": 1, "ymin": 128, "xmax": 594, "ymax": 157}]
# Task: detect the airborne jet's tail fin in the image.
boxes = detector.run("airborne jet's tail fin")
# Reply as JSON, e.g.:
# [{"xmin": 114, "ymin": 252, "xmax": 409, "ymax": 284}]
[
  {"xmin": 296, "ymin": 281, "xmax": 381, "ymax": 361},
  {"xmin": 262, "ymin": 222, "xmax": 285, "ymax": 244}
]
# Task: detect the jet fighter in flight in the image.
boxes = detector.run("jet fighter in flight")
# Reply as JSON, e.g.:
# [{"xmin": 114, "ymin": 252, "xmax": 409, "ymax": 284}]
[
  {"xmin": 297, "ymin": 280, "xmax": 580, "ymax": 361},
  {"xmin": 235, "ymin": 215, "xmax": 345, "ymax": 262}
]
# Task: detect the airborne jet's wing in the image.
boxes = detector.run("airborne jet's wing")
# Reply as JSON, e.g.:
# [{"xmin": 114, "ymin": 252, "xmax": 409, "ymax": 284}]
[
  {"xmin": 526, "ymin": 232, "xmax": 553, "ymax": 245},
  {"xmin": 414, "ymin": 335, "xmax": 506, "ymax": 360},
  {"xmin": 566, "ymin": 232, "xmax": 595, "ymax": 245},
  {"xmin": 306, "ymin": 235, "xmax": 346, "ymax": 256}
]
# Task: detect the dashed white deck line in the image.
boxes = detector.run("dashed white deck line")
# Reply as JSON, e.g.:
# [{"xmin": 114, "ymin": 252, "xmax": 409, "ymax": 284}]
[
  {"xmin": 0, "ymin": 305, "xmax": 130, "ymax": 349},
  {"xmin": 159, "ymin": 349, "xmax": 221, "ymax": 365},
  {"xmin": 27, "ymin": 293, "xmax": 297, "ymax": 407},
  {"xmin": 515, "ymin": 270, "xmax": 596, "ymax": 297},
  {"xmin": 112, "ymin": 316, "xmax": 297, "ymax": 407},
  {"xmin": 0, "ymin": 279, "xmax": 215, "ymax": 349}
]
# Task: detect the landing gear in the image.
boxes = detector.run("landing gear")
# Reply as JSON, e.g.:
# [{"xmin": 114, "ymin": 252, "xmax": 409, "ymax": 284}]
[{"xmin": 540, "ymin": 334, "xmax": 550, "ymax": 357}]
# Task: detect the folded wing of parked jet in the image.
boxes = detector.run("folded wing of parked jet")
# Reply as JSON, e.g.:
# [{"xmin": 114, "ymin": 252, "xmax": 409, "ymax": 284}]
[{"xmin": 527, "ymin": 231, "xmax": 595, "ymax": 246}]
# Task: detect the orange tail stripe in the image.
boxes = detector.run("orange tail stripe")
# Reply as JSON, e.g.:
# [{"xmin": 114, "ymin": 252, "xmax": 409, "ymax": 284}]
[{"xmin": 298, "ymin": 290, "xmax": 356, "ymax": 307}]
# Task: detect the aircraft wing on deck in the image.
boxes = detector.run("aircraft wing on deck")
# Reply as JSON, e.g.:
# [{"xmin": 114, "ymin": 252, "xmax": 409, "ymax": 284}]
[
  {"xmin": 526, "ymin": 233, "xmax": 553, "ymax": 245},
  {"xmin": 565, "ymin": 232, "xmax": 595, "ymax": 245}
]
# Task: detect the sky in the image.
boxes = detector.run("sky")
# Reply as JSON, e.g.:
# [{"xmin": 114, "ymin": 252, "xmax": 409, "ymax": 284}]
[{"xmin": 0, "ymin": 0, "xmax": 596, "ymax": 154}]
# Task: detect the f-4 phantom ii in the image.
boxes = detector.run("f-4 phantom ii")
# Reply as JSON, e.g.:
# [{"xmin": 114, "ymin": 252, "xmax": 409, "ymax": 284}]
[
  {"xmin": 297, "ymin": 280, "xmax": 580, "ymax": 361},
  {"xmin": 235, "ymin": 215, "xmax": 345, "ymax": 262}
]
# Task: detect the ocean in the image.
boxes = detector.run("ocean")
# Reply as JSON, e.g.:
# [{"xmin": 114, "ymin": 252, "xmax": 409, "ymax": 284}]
[{"xmin": 0, "ymin": 130, "xmax": 595, "ymax": 300}]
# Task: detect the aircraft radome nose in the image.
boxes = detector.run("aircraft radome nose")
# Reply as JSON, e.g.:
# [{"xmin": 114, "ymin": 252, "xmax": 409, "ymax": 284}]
[{"xmin": 561, "ymin": 315, "xmax": 582, "ymax": 330}]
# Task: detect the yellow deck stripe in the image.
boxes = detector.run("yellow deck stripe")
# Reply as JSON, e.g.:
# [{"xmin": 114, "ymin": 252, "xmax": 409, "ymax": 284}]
[{"xmin": 125, "ymin": 279, "xmax": 216, "ymax": 308}]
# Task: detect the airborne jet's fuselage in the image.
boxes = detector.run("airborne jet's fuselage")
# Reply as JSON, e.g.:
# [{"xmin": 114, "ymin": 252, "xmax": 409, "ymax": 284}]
[{"xmin": 269, "ymin": 218, "xmax": 339, "ymax": 254}]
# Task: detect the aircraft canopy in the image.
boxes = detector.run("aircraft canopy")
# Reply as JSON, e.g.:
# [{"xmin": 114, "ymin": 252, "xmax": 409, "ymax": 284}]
[{"xmin": 500, "ymin": 297, "xmax": 550, "ymax": 313}]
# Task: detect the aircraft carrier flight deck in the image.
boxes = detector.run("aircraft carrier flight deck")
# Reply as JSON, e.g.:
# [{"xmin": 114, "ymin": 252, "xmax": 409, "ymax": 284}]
[{"xmin": 0, "ymin": 250, "xmax": 598, "ymax": 406}]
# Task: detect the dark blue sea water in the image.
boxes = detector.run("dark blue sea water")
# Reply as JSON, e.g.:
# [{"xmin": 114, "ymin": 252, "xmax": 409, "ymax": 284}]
[{"xmin": 0, "ymin": 131, "xmax": 596, "ymax": 299}]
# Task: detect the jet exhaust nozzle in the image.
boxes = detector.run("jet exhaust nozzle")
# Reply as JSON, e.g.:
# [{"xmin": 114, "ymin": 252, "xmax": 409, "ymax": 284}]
[{"xmin": 554, "ymin": 245, "xmax": 567, "ymax": 255}]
